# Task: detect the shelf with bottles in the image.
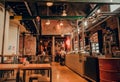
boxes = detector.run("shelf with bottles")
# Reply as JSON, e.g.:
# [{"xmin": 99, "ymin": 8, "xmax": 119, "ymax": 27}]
[
  {"xmin": 80, "ymin": 38, "xmax": 85, "ymax": 51},
  {"xmin": 91, "ymin": 42, "xmax": 99, "ymax": 53}
]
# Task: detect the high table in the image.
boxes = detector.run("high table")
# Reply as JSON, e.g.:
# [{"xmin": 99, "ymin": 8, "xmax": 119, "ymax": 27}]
[
  {"xmin": 19, "ymin": 64, "xmax": 52, "ymax": 82},
  {"xmin": 0, "ymin": 64, "xmax": 20, "ymax": 82},
  {"xmin": 0, "ymin": 64, "xmax": 52, "ymax": 82},
  {"xmin": 0, "ymin": 64, "xmax": 19, "ymax": 70}
]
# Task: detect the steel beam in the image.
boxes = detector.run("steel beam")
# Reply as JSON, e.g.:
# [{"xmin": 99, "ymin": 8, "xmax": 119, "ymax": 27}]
[
  {"xmin": 4, "ymin": 0, "xmax": 120, "ymax": 4},
  {"xmin": 10, "ymin": 16, "xmax": 84, "ymax": 20},
  {"xmin": 86, "ymin": 4, "xmax": 101, "ymax": 18}
]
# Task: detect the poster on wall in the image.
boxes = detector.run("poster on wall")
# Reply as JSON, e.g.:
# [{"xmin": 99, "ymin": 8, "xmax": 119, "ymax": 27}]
[{"xmin": 8, "ymin": 45, "xmax": 16, "ymax": 54}]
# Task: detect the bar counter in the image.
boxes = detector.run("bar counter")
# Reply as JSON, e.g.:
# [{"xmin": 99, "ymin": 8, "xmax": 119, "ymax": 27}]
[
  {"xmin": 65, "ymin": 53, "xmax": 120, "ymax": 82},
  {"xmin": 98, "ymin": 57, "xmax": 120, "ymax": 82},
  {"xmin": 65, "ymin": 53, "xmax": 84, "ymax": 76},
  {"xmin": 65, "ymin": 53, "xmax": 100, "ymax": 82}
]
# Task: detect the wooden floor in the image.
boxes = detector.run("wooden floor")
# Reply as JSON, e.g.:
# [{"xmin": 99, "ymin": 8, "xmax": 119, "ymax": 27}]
[
  {"xmin": 3, "ymin": 62, "xmax": 88, "ymax": 82},
  {"xmin": 26, "ymin": 62, "xmax": 88, "ymax": 82},
  {"xmin": 52, "ymin": 62, "xmax": 88, "ymax": 82}
]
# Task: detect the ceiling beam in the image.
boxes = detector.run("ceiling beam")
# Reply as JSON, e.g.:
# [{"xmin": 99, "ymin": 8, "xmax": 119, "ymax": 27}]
[
  {"xmin": 24, "ymin": 1, "xmax": 38, "ymax": 33},
  {"xmin": 4, "ymin": 0, "xmax": 120, "ymax": 4},
  {"xmin": 86, "ymin": 4, "xmax": 102, "ymax": 18},
  {"xmin": 86, "ymin": 16, "xmax": 111, "ymax": 32},
  {"xmin": 10, "ymin": 16, "xmax": 84, "ymax": 20}
]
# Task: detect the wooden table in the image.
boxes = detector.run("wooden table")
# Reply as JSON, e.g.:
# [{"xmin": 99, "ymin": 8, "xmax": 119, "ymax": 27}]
[
  {"xmin": 0, "ymin": 64, "xmax": 52, "ymax": 82},
  {"xmin": 0, "ymin": 64, "xmax": 20, "ymax": 82},
  {"xmin": 0, "ymin": 64, "xmax": 19, "ymax": 70},
  {"xmin": 19, "ymin": 64, "xmax": 52, "ymax": 82}
]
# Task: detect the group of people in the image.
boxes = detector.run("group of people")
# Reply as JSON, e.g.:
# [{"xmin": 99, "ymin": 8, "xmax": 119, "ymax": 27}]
[
  {"xmin": 37, "ymin": 50, "xmax": 48, "ymax": 63},
  {"xmin": 55, "ymin": 47, "xmax": 66, "ymax": 65}
]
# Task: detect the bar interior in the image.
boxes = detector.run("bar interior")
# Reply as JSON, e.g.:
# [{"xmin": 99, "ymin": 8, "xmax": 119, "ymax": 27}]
[{"xmin": 0, "ymin": 0, "xmax": 120, "ymax": 82}]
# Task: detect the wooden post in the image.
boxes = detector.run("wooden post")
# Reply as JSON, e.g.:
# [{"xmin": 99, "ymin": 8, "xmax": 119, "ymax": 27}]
[
  {"xmin": 117, "ymin": 17, "xmax": 120, "ymax": 49},
  {"xmin": 52, "ymin": 36, "xmax": 55, "ymax": 61},
  {"xmin": 1, "ymin": 1, "xmax": 6, "ymax": 63}
]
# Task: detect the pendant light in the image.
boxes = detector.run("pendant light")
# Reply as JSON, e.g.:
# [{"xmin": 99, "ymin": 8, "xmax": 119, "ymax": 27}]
[
  {"xmin": 46, "ymin": 19, "xmax": 50, "ymax": 25},
  {"xmin": 60, "ymin": 20, "xmax": 63, "ymax": 26},
  {"xmin": 46, "ymin": 2, "xmax": 53, "ymax": 25},
  {"xmin": 62, "ymin": 10, "xmax": 67, "ymax": 16},
  {"xmin": 62, "ymin": 4, "xmax": 67, "ymax": 16},
  {"xmin": 46, "ymin": 2, "xmax": 53, "ymax": 7}
]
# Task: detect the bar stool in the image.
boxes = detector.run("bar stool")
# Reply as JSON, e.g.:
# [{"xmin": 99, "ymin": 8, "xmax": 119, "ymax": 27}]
[
  {"xmin": 29, "ymin": 55, "xmax": 51, "ymax": 82},
  {"xmin": 29, "ymin": 74, "xmax": 50, "ymax": 82}
]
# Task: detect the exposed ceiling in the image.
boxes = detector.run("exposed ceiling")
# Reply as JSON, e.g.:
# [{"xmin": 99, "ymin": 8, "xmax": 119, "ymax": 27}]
[
  {"xmin": 2, "ymin": 0, "xmax": 120, "ymax": 36},
  {"xmin": 5, "ymin": 1, "xmax": 93, "ymax": 35}
]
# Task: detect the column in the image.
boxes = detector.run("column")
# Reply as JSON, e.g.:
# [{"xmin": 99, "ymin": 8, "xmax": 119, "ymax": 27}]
[
  {"xmin": 117, "ymin": 17, "xmax": 120, "ymax": 48},
  {"xmin": 82, "ymin": 26, "xmax": 85, "ymax": 51},
  {"xmin": 52, "ymin": 36, "xmax": 55, "ymax": 61}
]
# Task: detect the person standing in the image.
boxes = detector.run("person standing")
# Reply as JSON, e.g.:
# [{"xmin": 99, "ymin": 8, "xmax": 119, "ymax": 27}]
[
  {"xmin": 60, "ymin": 48, "xmax": 66, "ymax": 65},
  {"xmin": 37, "ymin": 50, "xmax": 46, "ymax": 63}
]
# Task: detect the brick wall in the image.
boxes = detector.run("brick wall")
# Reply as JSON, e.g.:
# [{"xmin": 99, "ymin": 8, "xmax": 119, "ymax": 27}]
[{"xmin": 19, "ymin": 35, "xmax": 36, "ymax": 55}]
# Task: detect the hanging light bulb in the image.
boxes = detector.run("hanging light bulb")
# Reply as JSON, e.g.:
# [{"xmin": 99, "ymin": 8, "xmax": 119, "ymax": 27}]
[
  {"xmin": 45, "ymin": 4, "xmax": 50, "ymax": 25},
  {"xmin": 62, "ymin": 10, "xmax": 67, "ymax": 16},
  {"xmin": 62, "ymin": 4, "xmax": 67, "ymax": 16},
  {"xmin": 46, "ymin": 2, "xmax": 53, "ymax": 7},
  {"xmin": 97, "ymin": 9, "xmax": 101, "ymax": 13},
  {"xmin": 46, "ymin": 20, "xmax": 50, "ymax": 25},
  {"xmin": 84, "ymin": 20, "xmax": 87, "ymax": 26},
  {"xmin": 61, "ymin": 33, "xmax": 64, "ymax": 37},
  {"xmin": 60, "ymin": 20, "xmax": 63, "ymax": 26},
  {"xmin": 60, "ymin": 22, "xmax": 63, "ymax": 26}
]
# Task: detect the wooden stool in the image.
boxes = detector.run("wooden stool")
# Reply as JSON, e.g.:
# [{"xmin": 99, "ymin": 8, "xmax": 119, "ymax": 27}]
[
  {"xmin": 38, "ymin": 76, "xmax": 50, "ymax": 82},
  {"xmin": 29, "ymin": 74, "xmax": 50, "ymax": 82}
]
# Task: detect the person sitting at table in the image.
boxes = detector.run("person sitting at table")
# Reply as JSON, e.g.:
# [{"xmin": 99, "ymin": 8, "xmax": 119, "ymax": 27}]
[
  {"xmin": 5, "ymin": 56, "xmax": 13, "ymax": 63},
  {"xmin": 37, "ymin": 50, "xmax": 46, "ymax": 63},
  {"xmin": 37, "ymin": 50, "xmax": 46, "ymax": 75},
  {"xmin": 23, "ymin": 58, "xmax": 29, "ymax": 65}
]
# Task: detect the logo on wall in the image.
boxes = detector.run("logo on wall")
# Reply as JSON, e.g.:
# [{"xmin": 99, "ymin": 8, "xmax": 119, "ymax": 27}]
[{"xmin": 8, "ymin": 45, "xmax": 15, "ymax": 52}]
